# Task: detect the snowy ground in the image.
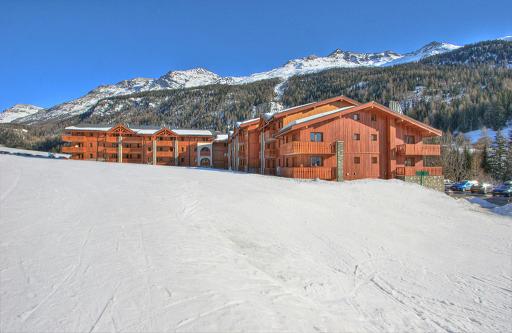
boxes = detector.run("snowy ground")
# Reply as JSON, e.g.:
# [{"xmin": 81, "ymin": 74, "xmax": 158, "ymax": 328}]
[{"xmin": 0, "ymin": 155, "xmax": 511, "ymax": 332}]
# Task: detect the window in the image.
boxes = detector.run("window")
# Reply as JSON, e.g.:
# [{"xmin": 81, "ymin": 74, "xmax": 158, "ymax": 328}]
[
  {"xmin": 405, "ymin": 157, "xmax": 414, "ymax": 166},
  {"xmin": 371, "ymin": 134, "xmax": 378, "ymax": 141},
  {"xmin": 353, "ymin": 133, "xmax": 360, "ymax": 140},
  {"xmin": 372, "ymin": 156, "xmax": 378, "ymax": 164},
  {"xmin": 89, "ymin": 154, "xmax": 93, "ymax": 158},
  {"xmin": 181, "ymin": 157, "xmax": 185, "ymax": 163},
  {"xmin": 371, "ymin": 114, "xmax": 377, "ymax": 122},
  {"xmin": 310, "ymin": 132, "xmax": 323, "ymax": 142},
  {"xmin": 311, "ymin": 156, "xmax": 323, "ymax": 167},
  {"xmin": 181, "ymin": 147, "xmax": 185, "ymax": 152},
  {"xmin": 352, "ymin": 114, "xmax": 360, "ymax": 121},
  {"xmin": 354, "ymin": 157, "xmax": 361, "ymax": 164},
  {"xmin": 404, "ymin": 135, "xmax": 415, "ymax": 144},
  {"xmin": 89, "ymin": 143, "xmax": 93, "ymax": 147}
]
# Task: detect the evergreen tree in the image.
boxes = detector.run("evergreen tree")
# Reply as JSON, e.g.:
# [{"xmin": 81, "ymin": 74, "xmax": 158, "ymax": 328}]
[{"xmin": 490, "ymin": 130, "xmax": 508, "ymax": 181}]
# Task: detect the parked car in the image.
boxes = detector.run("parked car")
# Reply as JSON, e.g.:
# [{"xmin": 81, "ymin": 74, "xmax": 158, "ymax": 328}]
[
  {"xmin": 492, "ymin": 182, "xmax": 512, "ymax": 197},
  {"xmin": 450, "ymin": 180, "xmax": 478, "ymax": 192},
  {"xmin": 470, "ymin": 183, "xmax": 493, "ymax": 194},
  {"xmin": 444, "ymin": 179, "xmax": 454, "ymax": 191}
]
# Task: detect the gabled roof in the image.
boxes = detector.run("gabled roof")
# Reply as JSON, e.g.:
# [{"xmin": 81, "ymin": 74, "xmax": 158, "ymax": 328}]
[
  {"xmin": 277, "ymin": 102, "xmax": 442, "ymax": 137},
  {"xmin": 108, "ymin": 124, "xmax": 136, "ymax": 134},
  {"xmin": 264, "ymin": 95, "xmax": 361, "ymax": 121}
]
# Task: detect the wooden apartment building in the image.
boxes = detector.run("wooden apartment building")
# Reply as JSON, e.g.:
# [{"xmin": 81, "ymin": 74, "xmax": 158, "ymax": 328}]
[
  {"xmin": 62, "ymin": 124, "xmax": 228, "ymax": 168},
  {"xmin": 228, "ymin": 96, "xmax": 444, "ymax": 190},
  {"xmin": 61, "ymin": 96, "xmax": 443, "ymax": 190}
]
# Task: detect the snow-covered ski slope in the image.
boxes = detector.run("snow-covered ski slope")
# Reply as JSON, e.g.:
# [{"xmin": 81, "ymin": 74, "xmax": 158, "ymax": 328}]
[{"xmin": 0, "ymin": 155, "xmax": 510, "ymax": 332}]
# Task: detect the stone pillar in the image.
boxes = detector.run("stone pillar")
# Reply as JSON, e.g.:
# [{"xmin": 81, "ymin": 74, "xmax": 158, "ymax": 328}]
[
  {"xmin": 336, "ymin": 141, "xmax": 344, "ymax": 182},
  {"xmin": 174, "ymin": 140, "xmax": 179, "ymax": 165},
  {"xmin": 152, "ymin": 140, "xmax": 157, "ymax": 165},
  {"xmin": 117, "ymin": 136, "xmax": 123, "ymax": 163}
]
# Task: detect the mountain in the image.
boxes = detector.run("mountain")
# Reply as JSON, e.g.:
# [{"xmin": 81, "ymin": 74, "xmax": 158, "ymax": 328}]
[
  {"xmin": 384, "ymin": 42, "xmax": 460, "ymax": 66},
  {"xmin": 0, "ymin": 104, "xmax": 44, "ymax": 123},
  {"xmin": 7, "ymin": 41, "xmax": 462, "ymax": 124}
]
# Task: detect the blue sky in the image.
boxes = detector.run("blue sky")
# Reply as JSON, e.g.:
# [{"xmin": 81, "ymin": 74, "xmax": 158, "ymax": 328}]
[{"xmin": 1, "ymin": 0, "xmax": 510, "ymax": 111}]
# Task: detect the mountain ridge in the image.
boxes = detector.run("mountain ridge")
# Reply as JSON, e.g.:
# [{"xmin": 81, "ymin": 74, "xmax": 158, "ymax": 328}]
[{"xmin": 2, "ymin": 40, "xmax": 464, "ymax": 124}]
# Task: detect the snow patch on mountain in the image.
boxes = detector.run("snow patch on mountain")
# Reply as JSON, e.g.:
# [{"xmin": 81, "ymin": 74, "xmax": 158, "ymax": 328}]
[
  {"xmin": 498, "ymin": 35, "xmax": 512, "ymax": 42},
  {"xmin": 0, "ymin": 104, "xmax": 44, "ymax": 123},
  {"xmin": 384, "ymin": 42, "xmax": 461, "ymax": 66}
]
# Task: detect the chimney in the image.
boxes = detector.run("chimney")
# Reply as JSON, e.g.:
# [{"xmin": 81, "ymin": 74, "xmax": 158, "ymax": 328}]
[{"xmin": 388, "ymin": 101, "xmax": 403, "ymax": 114}]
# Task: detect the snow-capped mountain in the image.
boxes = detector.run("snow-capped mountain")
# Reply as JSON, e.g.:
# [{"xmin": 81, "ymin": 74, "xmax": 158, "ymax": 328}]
[
  {"xmin": 498, "ymin": 35, "xmax": 512, "ymax": 41},
  {"xmin": 384, "ymin": 42, "xmax": 461, "ymax": 66},
  {"xmin": 0, "ymin": 40, "xmax": 474, "ymax": 124},
  {"xmin": 0, "ymin": 104, "xmax": 44, "ymax": 123}
]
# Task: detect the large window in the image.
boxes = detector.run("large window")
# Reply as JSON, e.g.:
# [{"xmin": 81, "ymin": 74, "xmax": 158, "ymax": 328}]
[
  {"xmin": 311, "ymin": 156, "xmax": 323, "ymax": 167},
  {"xmin": 310, "ymin": 132, "xmax": 323, "ymax": 142}
]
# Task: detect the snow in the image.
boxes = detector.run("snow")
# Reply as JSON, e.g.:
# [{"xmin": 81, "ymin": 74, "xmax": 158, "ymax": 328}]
[
  {"xmin": 384, "ymin": 42, "xmax": 461, "ymax": 67},
  {"xmin": 214, "ymin": 134, "xmax": 229, "ymax": 141},
  {"xmin": 0, "ymin": 104, "xmax": 43, "ymax": 123},
  {"xmin": 65, "ymin": 125, "xmax": 113, "ymax": 131},
  {"xmin": 280, "ymin": 106, "xmax": 354, "ymax": 132},
  {"xmin": 493, "ymin": 203, "xmax": 512, "ymax": 216},
  {"xmin": 1, "ymin": 154, "xmax": 511, "ymax": 332},
  {"xmin": 463, "ymin": 123, "xmax": 512, "ymax": 143},
  {"xmin": 235, "ymin": 117, "xmax": 259, "ymax": 128},
  {"xmin": 0, "ymin": 146, "xmax": 70, "ymax": 159},
  {"xmin": 171, "ymin": 129, "xmax": 214, "ymax": 136},
  {"xmin": 498, "ymin": 36, "xmax": 512, "ymax": 42}
]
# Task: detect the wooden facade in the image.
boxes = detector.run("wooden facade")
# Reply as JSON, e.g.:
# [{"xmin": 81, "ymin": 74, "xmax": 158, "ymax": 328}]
[
  {"xmin": 228, "ymin": 96, "xmax": 443, "ymax": 185},
  {"xmin": 61, "ymin": 125, "xmax": 228, "ymax": 168},
  {"xmin": 62, "ymin": 96, "xmax": 443, "ymax": 188}
]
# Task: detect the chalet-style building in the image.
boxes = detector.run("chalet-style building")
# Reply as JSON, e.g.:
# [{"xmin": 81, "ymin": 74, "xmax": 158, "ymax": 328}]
[
  {"xmin": 61, "ymin": 124, "xmax": 228, "ymax": 168},
  {"xmin": 61, "ymin": 96, "xmax": 443, "ymax": 190},
  {"xmin": 228, "ymin": 96, "xmax": 443, "ymax": 190}
]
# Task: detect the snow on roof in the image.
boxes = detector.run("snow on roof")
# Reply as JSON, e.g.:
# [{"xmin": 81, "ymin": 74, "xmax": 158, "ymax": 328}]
[
  {"xmin": 131, "ymin": 127, "xmax": 162, "ymax": 135},
  {"xmin": 263, "ymin": 102, "xmax": 316, "ymax": 121},
  {"xmin": 280, "ymin": 106, "xmax": 354, "ymax": 132},
  {"xmin": 65, "ymin": 125, "xmax": 112, "ymax": 131},
  {"xmin": 235, "ymin": 117, "xmax": 260, "ymax": 128},
  {"xmin": 214, "ymin": 134, "xmax": 229, "ymax": 142},
  {"xmin": 171, "ymin": 129, "xmax": 214, "ymax": 136}
]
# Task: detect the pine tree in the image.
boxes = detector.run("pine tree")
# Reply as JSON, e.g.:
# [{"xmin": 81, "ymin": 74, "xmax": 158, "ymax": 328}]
[{"xmin": 490, "ymin": 130, "xmax": 508, "ymax": 181}]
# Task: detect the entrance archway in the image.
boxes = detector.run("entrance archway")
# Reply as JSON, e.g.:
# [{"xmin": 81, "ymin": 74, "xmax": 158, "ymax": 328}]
[{"xmin": 200, "ymin": 158, "xmax": 211, "ymax": 167}]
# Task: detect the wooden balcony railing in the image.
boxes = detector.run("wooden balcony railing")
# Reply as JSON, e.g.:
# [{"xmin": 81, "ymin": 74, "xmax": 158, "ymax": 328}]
[
  {"xmin": 279, "ymin": 167, "xmax": 336, "ymax": 180},
  {"xmin": 61, "ymin": 146, "xmax": 85, "ymax": 153},
  {"xmin": 156, "ymin": 140, "xmax": 174, "ymax": 146},
  {"xmin": 396, "ymin": 143, "xmax": 440, "ymax": 156},
  {"xmin": 396, "ymin": 166, "xmax": 443, "ymax": 176},
  {"xmin": 62, "ymin": 135, "xmax": 84, "ymax": 142},
  {"xmin": 156, "ymin": 151, "xmax": 173, "ymax": 157},
  {"xmin": 264, "ymin": 148, "xmax": 277, "ymax": 158},
  {"xmin": 280, "ymin": 141, "xmax": 334, "ymax": 155}
]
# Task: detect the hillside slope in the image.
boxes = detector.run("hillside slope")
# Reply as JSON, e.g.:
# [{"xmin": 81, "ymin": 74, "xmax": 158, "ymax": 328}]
[{"xmin": 0, "ymin": 155, "xmax": 510, "ymax": 332}]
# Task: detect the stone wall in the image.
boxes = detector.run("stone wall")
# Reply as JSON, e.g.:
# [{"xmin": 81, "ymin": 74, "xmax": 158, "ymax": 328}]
[
  {"xmin": 397, "ymin": 175, "xmax": 445, "ymax": 191},
  {"xmin": 336, "ymin": 141, "xmax": 344, "ymax": 182}
]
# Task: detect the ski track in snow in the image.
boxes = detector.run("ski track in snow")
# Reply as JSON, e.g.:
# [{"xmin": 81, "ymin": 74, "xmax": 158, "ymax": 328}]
[{"xmin": 0, "ymin": 155, "xmax": 511, "ymax": 332}]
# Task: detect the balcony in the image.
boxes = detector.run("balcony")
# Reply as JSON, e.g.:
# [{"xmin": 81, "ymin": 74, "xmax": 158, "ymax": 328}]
[
  {"xmin": 61, "ymin": 146, "xmax": 85, "ymax": 153},
  {"xmin": 396, "ymin": 166, "xmax": 443, "ymax": 176},
  {"xmin": 279, "ymin": 167, "xmax": 336, "ymax": 180},
  {"xmin": 264, "ymin": 148, "xmax": 277, "ymax": 158},
  {"xmin": 62, "ymin": 135, "xmax": 84, "ymax": 142},
  {"xmin": 280, "ymin": 141, "xmax": 334, "ymax": 156},
  {"xmin": 396, "ymin": 143, "xmax": 440, "ymax": 156},
  {"xmin": 156, "ymin": 140, "xmax": 174, "ymax": 147},
  {"xmin": 156, "ymin": 151, "xmax": 173, "ymax": 157},
  {"xmin": 121, "ymin": 147, "xmax": 143, "ymax": 153}
]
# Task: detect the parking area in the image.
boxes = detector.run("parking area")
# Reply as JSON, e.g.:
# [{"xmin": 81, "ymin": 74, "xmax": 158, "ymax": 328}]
[{"xmin": 446, "ymin": 190, "xmax": 511, "ymax": 207}]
